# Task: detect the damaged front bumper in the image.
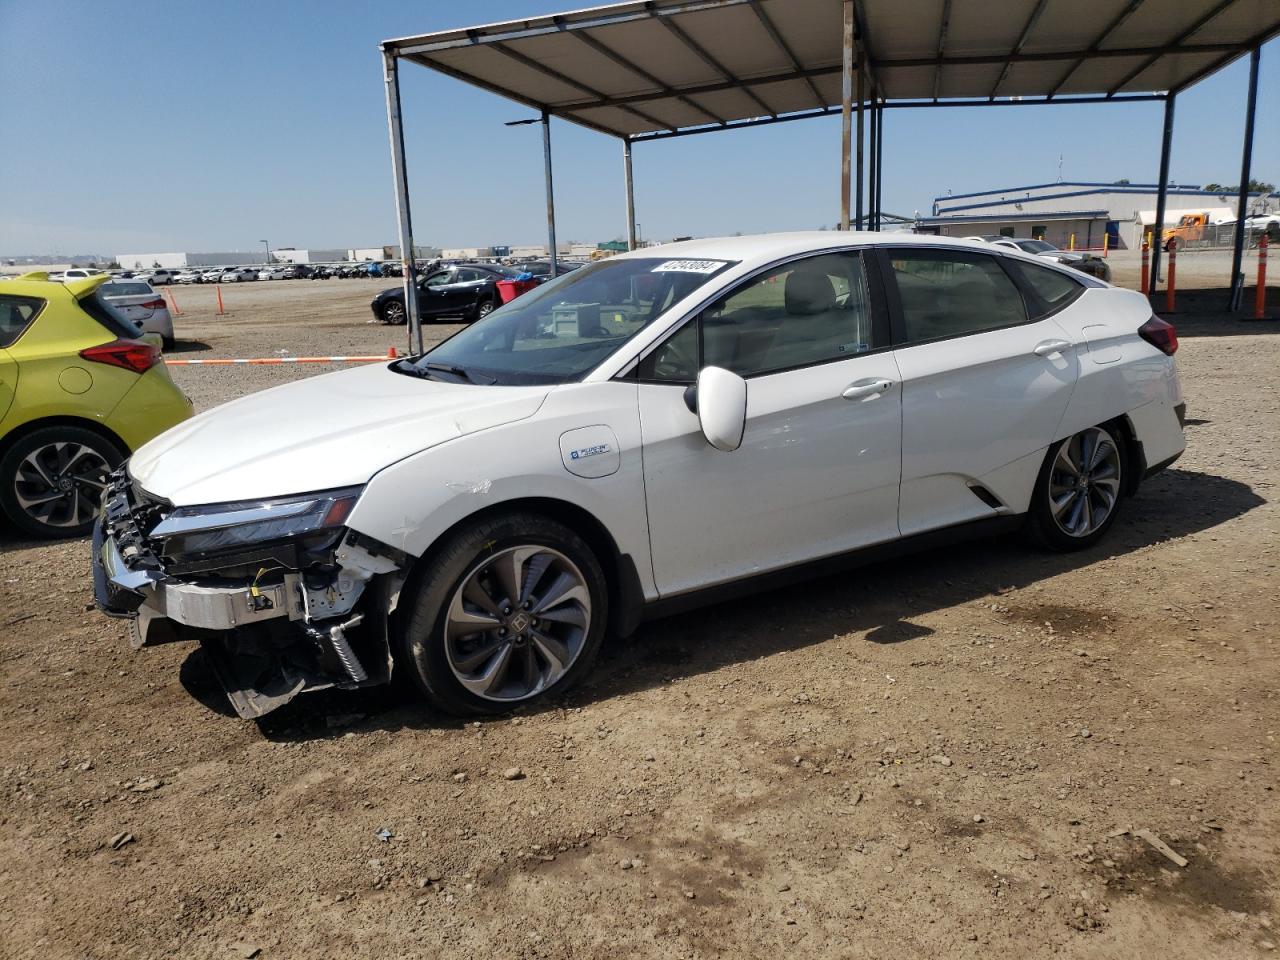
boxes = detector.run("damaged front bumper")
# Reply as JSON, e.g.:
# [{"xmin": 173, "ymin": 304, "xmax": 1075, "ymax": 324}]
[{"xmin": 92, "ymin": 473, "xmax": 406, "ymax": 719}]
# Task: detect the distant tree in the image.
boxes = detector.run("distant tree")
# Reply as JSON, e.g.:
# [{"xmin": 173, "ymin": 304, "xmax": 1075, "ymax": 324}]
[
  {"xmin": 1113, "ymin": 178, "xmax": 1130, "ymax": 185},
  {"xmin": 107, "ymin": 260, "xmax": 120, "ymax": 269},
  {"xmin": 1204, "ymin": 179, "xmax": 1276, "ymax": 194}
]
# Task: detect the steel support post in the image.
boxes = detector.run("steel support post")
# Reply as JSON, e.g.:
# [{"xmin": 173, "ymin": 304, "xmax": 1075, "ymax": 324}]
[
  {"xmin": 868, "ymin": 95, "xmax": 878, "ymax": 230},
  {"xmin": 1149, "ymin": 94, "xmax": 1175, "ymax": 296},
  {"xmin": 840, "ymin": 0, "xmax": 853, "ymax": 230},
  {"xmin": 875, "ymin": 100, "xmax": 885, "ymax": 230},
  {"xmin": 382, "ymin": 50, "xmax": 422, "ymax": 355},
  {"xmin": 542, "ymin": 111, "xmax": 559, "ymax": 274},
  {"xmin": 623, "ymin": 139, "xmax": 637, "ymax": 251},
  {"xmin": 1229, "ymin": 46, "xmax": 1260, "ymax": 312},
  {"xmin": 855, "ymin": 68, "xmax": 865, "ymax": 228}
]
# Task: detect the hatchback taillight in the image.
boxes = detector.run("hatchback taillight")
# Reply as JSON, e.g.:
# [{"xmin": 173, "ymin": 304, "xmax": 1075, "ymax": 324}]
[
  {"xmin": 80, "ymin": 339, "xmax": 161, "ymax": 374},
  {"xmin": 1138, "ymin": 316, "xmax": 1178, "ymax": 355},
  {"xmin": 140, "ymin": 298, "xmax": 166, "ymax": 310}
]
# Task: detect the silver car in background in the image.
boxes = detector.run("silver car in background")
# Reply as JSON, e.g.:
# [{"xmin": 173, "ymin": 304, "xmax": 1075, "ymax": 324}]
[{"xmin": 98, "ymin": 280, "xmax": 175, "ymax": 349}]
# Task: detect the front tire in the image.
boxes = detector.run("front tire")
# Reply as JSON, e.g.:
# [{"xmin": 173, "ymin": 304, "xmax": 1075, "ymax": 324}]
[
  {"xmin": 0, "ymin": 426, "xmax": 124, "ymax": 539},
  {"xmin": 1027, "ymin": 424, "xmax": 1126, "ymax": 551},
  {"xmin": 381, "ymin": 301, "xmax": 407, "ymax": 325},
  {"xmin": 398, "ymin": 512, "xmax": 608, "ymax": 716}
]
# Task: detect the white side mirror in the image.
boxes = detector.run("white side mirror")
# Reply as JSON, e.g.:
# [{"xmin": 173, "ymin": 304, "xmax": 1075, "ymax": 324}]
[{"xmin": 695, "ymin": 365, "xmax": 747, "ymax": 452}]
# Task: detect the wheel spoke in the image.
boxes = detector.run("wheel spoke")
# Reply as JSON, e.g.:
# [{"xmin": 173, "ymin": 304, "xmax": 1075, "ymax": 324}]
[
  {"xmin": 1089, "ymin": 437, "xmax": 1113, "ymax": 471},
  {"xmin": 530, "ymin": 629, "xmax": 571, "ymax": 674},
  {"xmin": 521, "ymin": 643, "xmax": 540, "ymax": 692},
  {"xmin": 452, "ymin": 637, "xmax": 507, "ymax": 673},
  {"xmin": 14, "ymin": 488, "xmax": 65, "ymax": 509},
  {"xmin": 537, "ymin": 604, "xmax": 587, "ymax": 628},
  {"xmin": 1054, "ymin": 446, "xmax": 1080, "ymax": 478},
  {"xmin": 532, "ymin": 572, "xmax": 588, "ymax": 615},
  {"xmin": 447, "ymin": 591, "xmax": 502, "ymax": 634},
  {"xmin": 463, "ymin": 578, "xmax": 502, "ymax": 618},
  {"xmin": 1051, "ymin": 490, "xmax": 1077, "ymax": 520}
]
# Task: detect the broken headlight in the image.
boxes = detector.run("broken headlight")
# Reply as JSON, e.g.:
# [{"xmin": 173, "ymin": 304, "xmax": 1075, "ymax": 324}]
[{"xmin": 148, "ymin": 487, "xmax": 362, "ymax": 558}]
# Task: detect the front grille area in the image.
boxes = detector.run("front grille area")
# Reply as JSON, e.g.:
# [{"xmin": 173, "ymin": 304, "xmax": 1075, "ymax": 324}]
[{"xmin": 102, "ymin": 470, "xmax": 168, "ymax": 574}]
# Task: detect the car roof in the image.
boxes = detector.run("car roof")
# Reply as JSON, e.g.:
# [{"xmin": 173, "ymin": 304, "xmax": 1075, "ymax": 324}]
[{"xmin": 610, "ymin": 231, "xmax": 1038, "ymax": 268}]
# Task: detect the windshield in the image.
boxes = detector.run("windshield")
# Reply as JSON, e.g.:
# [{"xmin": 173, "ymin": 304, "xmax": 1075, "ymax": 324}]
[
  {"xmin": 402, "ymin": 256, "xmax": 736, "ymax": 386},
  {"xmin": 1016, "ymin": 240, "xmax": 1057, "ymax": 254}
]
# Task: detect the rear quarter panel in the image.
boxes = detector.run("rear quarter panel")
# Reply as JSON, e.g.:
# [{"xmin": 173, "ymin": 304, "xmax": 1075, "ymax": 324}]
[{"xmin": 1052, "ymin": 286, "xmax": 1184, "ymax": 464}]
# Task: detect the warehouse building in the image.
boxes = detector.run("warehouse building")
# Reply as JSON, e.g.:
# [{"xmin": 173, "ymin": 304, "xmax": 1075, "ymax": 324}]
[
  {"xmin": 917, "ymin": 182, "xmax": 1260, "ymax": 250},
  {"xmin": 115, "ymin": 251, "xmax": 275, "ymax": 269}
]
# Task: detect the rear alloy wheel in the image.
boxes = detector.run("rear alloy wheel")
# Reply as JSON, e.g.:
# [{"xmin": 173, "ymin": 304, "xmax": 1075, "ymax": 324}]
[
  {"xmin": 0, "ymin": 427, "xmax": 123, "ymax": 538},
  {"xmin": 399, "ymin": 512, "xmax": 608, "ymax": 716},
  {"xmin": 473, "ymin": 299, "xmax": 496, "ymax": 321},
  {"xmin": 381, "ymin": 301, "xmax": 407, "ymax": 325},
  {"xmin": 1028, "ymin": 424, "xmax": 1125, "ymax": 551}
]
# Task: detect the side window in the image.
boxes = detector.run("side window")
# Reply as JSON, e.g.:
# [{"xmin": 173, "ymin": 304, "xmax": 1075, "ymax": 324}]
[
  {"xmin": 638, "ymin": 252, "xmax": 875, "ymax": 382},
  {"xmin": 456, "ymin": 269, "xmax": 485, "ymax": 283},
  {"xmin": 1013, "ymin": 261, "xmax": 1084, "ymax": 317},
  {"xmin": 888, "ymin": 249, "xmax": 1027, "ymax": 343},
  {"xmin": 0, "ymin": 295, "xmax": 45, "ymax": 347},
  {"xmin": 424, "ymin": 270, "xmax": 453, "ymax": 287}
]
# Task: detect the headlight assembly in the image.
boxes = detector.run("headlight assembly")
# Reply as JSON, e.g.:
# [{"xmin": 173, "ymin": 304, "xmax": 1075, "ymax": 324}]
[{"xmin": 149, "ymin": 487, "xmax": 362, "ymax": 557}]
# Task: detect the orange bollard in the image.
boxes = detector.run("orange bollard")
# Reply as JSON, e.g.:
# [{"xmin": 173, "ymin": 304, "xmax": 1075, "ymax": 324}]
[
  {"xmin": 165, "ymin": 287, "xmax": 182, "ymax": 315},
  {"xmin": 1141, "ymin": 241, "xmax": 1150, "ymax": 294},
  {"xmin": 1102, "ymin": 233, "xmax": 1109, "ymax": 258},
  {"xmin": 215, "ymin": 284, "xmax": 225, "ymax": 316},
  {"xmin": 1069, "ymin": 233, "xmax": 1076, "ymax": 251},
  {"xmin": 1256, "ymin": 234, "xmax": 1269, "ymax": 321},
  {"xmin": 1165, "ymin": 239, "xmax": 1177, "ymax": 314},
  {"xmin": 387, "ymin": 346, "xmax": 398, "ymax": 359}
]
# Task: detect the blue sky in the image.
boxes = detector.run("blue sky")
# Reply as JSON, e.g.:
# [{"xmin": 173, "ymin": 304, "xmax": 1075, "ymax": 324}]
[{"xmin": 1, "ymin": 0, "xmax": 1276, "ymax": 256}]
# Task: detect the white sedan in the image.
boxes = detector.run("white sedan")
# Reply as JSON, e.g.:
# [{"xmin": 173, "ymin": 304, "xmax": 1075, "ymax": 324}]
[
  {"xmin": 93, "ymin": 233, "xmax": 1185, "ymax": 719},
  {"xmin": 219, "ymin": 267, "xmax": 258, "ymax": 282}
]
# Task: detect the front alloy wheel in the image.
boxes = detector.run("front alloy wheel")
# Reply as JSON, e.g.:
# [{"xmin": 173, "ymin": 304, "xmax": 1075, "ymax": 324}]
[
  {"xmin": 399, "ymin": 511, "xmax": 608, "ymax": 716},
  {"xmin": 382, "ymin": 301, "xmax": 407, "ymax": 325},
  {"xmin": 444, "ymin": 546, "xmax": 591, "ymax": 702},
  {"xmin": 1029, "ymin": 424, "xmax": 1125, "ymax": 550}
]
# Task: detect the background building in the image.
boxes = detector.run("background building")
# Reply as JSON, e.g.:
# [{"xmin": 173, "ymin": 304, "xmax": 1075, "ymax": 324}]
[
  {"xmin": 273, "ymin": 248, "xmax": 350, "ymax": 264},
  {"xmin": 918, "ymin": 182, "xmax": 1263, "ymax": 249}
]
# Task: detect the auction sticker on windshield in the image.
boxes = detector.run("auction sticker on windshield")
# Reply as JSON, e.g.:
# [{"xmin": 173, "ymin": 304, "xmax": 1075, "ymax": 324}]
[{"xmin": 651, "ymin": 260, "xmax": 729, "ymax": 273}]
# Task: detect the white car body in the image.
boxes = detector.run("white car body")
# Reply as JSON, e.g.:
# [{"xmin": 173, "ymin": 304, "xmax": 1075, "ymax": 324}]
[
  {"xmin": 58, "ymin": 268, "xmax": 107, "ymax": 283},
  {"xmin": 220, "ymin": 267, "xmax": 257, "ymax": 282},
  {"xmin": 201, "ymin": 268, "xmax": 225, "ymax": 283},
  {"xmin": 173, "ymin": 269, "xmax": 204, "ymax": 284},
  {"xmin": 95, "ymin": 232, "xmax": 1185, "ymax": 719},
  {"xmin": 258, "ymin": 266, "xmax": 290, "ymax": 280},
  {"xmin": 99, "ymin": 280, "xmax": 175, "ymax": 345}
]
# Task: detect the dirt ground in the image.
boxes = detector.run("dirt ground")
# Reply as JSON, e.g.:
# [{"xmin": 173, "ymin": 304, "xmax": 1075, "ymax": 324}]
[{"xmin": 1, "ymin": 273, "xmax": 1278, "ymax": 960}]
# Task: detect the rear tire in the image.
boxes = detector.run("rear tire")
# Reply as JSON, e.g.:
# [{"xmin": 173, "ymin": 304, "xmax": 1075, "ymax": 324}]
[
  {"xmin": 0, "ymin": 426, "xmax": 124, "ymax": 539},
  {"xmin": 471, "ymin": 298, "xmax": 497, "ymax": 322},
  {"xmin": 398, "ymin": 511, "xmax": 608, "ymax": 716},
  {"xmin": 1027, "ymin": 424, "xmax": 1126, "ymax": 552}
]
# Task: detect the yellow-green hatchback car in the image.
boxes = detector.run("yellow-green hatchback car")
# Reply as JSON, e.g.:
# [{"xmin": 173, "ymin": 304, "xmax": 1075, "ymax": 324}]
[{"xmin": 0, "ymin": 273, "xmax": 192, "ymax": 538}]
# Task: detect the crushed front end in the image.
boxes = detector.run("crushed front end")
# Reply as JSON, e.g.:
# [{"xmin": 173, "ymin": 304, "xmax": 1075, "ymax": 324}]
[{"xmin": 92, "ymin": 470, "xmax": 408, "ymax": 719}]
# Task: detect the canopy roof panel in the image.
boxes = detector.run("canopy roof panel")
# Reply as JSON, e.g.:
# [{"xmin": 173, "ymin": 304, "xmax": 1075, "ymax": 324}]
[{"xmin": 385, "ymin": 0, "xmax": 1280, "ymax": 139}]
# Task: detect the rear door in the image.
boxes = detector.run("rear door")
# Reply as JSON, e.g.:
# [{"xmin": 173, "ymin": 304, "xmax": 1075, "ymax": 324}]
[{"xmin": 880, "ymin": 246, "xmax": 1079, "ymax": 535}]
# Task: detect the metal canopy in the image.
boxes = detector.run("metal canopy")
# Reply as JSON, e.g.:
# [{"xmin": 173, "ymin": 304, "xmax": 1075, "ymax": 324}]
[{"xmin": 385, "ymin": 0, "xmax": 1280, "ymax": 140}]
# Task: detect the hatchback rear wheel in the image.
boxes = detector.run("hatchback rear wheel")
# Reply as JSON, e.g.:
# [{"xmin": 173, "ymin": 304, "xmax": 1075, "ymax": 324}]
[
  {"xmin": 0, "ymin": 426, "xmax": 123, "ymax": 539},
  {"xmin": 1028, "ymin": 424, "xmax": 1125, "ymax": 551}
]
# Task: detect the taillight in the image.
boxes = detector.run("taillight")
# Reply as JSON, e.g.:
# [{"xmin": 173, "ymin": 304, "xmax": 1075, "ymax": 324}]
[
  {"xmin": 80, "ymin": 339, "xmax": 161, "ymax": 374},
  {"xmin": 139, "ymin": 298, "xmax": 166, "ymax": 310},
  {"xmin": 1138, "ymin": 316, "xmax": 1178, "ymax": 355}
]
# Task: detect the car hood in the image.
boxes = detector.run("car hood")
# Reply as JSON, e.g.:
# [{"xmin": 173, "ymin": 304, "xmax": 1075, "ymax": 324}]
[{"xmin": 128, "ymin": 362, "xmax": 550, "ymax": 505}]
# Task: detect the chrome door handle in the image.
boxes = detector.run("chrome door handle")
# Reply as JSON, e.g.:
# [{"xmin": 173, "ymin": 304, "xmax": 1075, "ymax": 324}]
[
  {"xmin": 1033, "ymin": 339, "xmax": 1072, "ymax": 358},
  {"xmin": 842, "ymin": 378, "xmax": 893, "ymax": 401}
]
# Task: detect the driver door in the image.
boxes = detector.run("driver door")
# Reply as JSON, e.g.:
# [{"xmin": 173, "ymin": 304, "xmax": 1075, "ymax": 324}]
[
  {"xmin": 418, "ymin": 268, "xmax": 457, "ymax": 316},
  {"xmin": 635, "ymin": 251, "xmax": 903, "ymax": 597}
]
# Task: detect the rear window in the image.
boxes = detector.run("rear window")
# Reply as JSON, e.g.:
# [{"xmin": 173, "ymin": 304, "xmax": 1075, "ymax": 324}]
[
  {"xmin": 0, "ymin": 295, "xmax": 45, "ymax": 347},
  {"xmin": 78, "ymin": 290, "xmax": 145, "ymax": 339},
  {"xmin": 102, "ymin": 281, "xmax": 154, "ymax": 297},
  {"xmin": 1015, "ymin": 261, "xmax": 1084, "ymax": 317}
]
